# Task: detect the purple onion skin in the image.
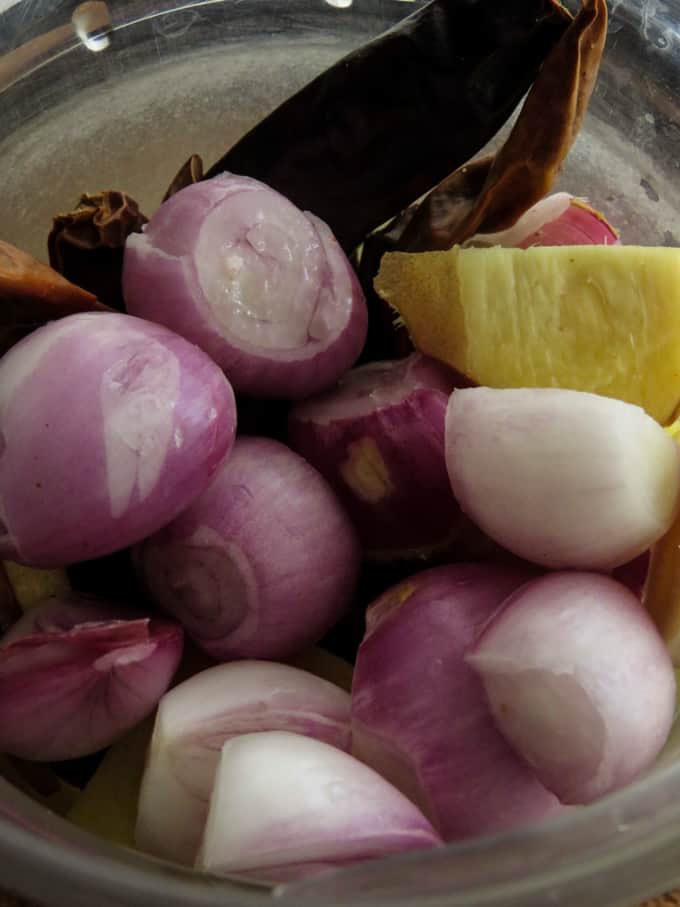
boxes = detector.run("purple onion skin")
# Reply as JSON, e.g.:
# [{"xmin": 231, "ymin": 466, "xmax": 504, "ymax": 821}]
[
  {"xmin": 0, "ymin": 596, "xmax": 183, "ymax": 761},
  {"xmin": 134, "ymin": 436, "xmax": 361, "ymax": 661},
  {"xmin": 123, "ymin": 174, "xmax": 368, "ymax": 400},
  {"xmin": 351, "ymin": 564, "xmax": 563, "ymax": 842},
  {"xmin": 288, "ymin": 354, "xmax": 467, "ymax": 558},
  {"xmin": 0, "ymin": 312, "xmax": 236, "ymax": 568}
]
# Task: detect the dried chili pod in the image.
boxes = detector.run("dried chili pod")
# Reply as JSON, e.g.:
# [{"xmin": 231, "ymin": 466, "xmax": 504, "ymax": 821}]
[
  {"xmin": 162, "ymin": 154, "xmax": 204, "ymax": 203},
  {"xmin": 205, "ymin": 0, "xmax": 572, "ymax": 252},
  {"xmin": 356, "ymin": 158, "xmax": 494, "ymax": 361},
  {"xmin": 354, "ymin": 208, "xmax": 420, "ymax": 362},
  {"xmin": 48, "ymin": 191, "xmax": 148, "ymax": 310},
  {"xmin": 0, "ymin": 241, "xmax": 104, "ymax": 358},
  {"xmin": 400, "ymin": 0, "xmax": 608, "ymax": 251}
]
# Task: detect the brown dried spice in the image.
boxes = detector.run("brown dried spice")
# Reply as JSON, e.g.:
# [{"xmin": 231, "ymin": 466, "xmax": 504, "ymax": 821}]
[
  {"xmin": 162, "ymin": 154, "xmax": 204, "ymax": 203},
  {"xmin": 399, "ymin": 0, "xmax": 608, "ymax": 251},
  {"xmin": 48, "ymin": 191, "xmax": 148, "ymax": 310},
  {"xmin": 0, "ymin": 241, "xmax": 105, "ymax": 357}
]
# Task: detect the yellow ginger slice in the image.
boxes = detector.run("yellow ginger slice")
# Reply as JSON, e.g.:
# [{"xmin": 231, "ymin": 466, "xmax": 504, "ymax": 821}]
[
  {"xmin": 3, "ymin": 560, "xmax": 70, "ymax": 610},
  {"xmin": 375, "ymin": 245, "xmax": 680, "ymax": 424},
  {"xmin": 69, "ymin": 719, "xmax": 153, "ymax": 847}
]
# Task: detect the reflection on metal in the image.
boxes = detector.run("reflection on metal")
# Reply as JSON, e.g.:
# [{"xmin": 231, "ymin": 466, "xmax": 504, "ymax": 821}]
[
  {"xmin": 72, "ymin": 1, "xmax": 112, "ymax": 52},
  {"xmin": 324, "ymin": 0, "xmax": 353, "ymax": 8}
]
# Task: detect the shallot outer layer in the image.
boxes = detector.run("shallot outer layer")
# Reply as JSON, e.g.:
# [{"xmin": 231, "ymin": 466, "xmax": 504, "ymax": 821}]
[
  {"xmin": 0, "ymin": 595, "xmax": 183, "ymax": 761},
  {"xmin": 0, "ymin": 312, "xmax": 236, "ymax": 567},
  {"xmin": 288, "ymin": 353, "xmax": 462, "ymax": 558},
  {"xmin": 123, "ymin": 173, "xmax": 368, "ymax": 399}
]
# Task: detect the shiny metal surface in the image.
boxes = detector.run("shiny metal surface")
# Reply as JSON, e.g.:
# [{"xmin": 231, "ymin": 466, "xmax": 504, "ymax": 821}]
[{"xmin": 0, "ymin": 2, "xmax": 680, "ymax": 905}]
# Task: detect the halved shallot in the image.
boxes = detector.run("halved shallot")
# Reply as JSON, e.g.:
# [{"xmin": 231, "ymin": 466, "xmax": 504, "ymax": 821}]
[
  {"xmin": 197, "ymin": 731, "xmax": 441, "ymax": 884},
  {"xmin": 351, "ymin": 564, "xmax": 562, "ymax": 841},
  {"xmin": 135, "ymin": 660, "xmax": 352, "ymax": 865},
  {"xmin": 469, "ymin": 572, "xmax": 676, "ymax": 803},
  {"xmin": 445, "ymin": 388, "xmax": 680, "ymax": 570},
  {"xmin": 123, "ymin": 174, "xmax": 367, "ymax": 399}
]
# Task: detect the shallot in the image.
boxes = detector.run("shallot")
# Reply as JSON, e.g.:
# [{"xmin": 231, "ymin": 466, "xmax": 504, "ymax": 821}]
[
  {"xmin": 288, "ymin": 353, "xmax": 463, "ymax": 559},
  {"xmin": 134, "ymin": 436, "xmax": 360, "ymax": 660},
  {"xmin": 445, "ymin": 387, "xmax": 680, "ymax": 570},
  {"xmin": 465, "ymin": 193, "xmax": 619, "ymax": 247},
  {"xmin": 351, "ymin": 564, "xmax": 562, "ymax": 841},
  {"xmin": 123, "ymin": 174, "xmax": 367, "ymax": 399},
  {"xmin": 0, "ymin": 312, "xmax": 236, "ymax": 568},
  {"xmin": 469, "ymin": 572, "xmax": 676, "ymax": 803},
  {"xmin": 0, "ymin": 596, "xmax": 182, "ymax": 761},
  {"xmin": 136, "ymin": 660, "xmax": 352, "ymax": 864}
]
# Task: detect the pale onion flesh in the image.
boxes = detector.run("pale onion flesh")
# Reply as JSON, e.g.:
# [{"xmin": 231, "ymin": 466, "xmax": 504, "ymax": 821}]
[
  {"xmin": 197, "ymin": 731, "xmax": 441, "ymax": 884},
  {"xmin": 468, "ymin": 572, "xmax": 676, "ymax": 803},
  {"xmin": 135, "ymin": 660, "xmax": 352, "ymax": 865},
  {"xmin": 445, "ymin": 387, "xmax": 680, "ymax": 570}
]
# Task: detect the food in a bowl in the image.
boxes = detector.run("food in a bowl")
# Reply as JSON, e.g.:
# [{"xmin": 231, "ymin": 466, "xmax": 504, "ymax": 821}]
[
  {"xmin": 0, "ymin": 596, "xmax": 183, "ymax": 760},
  {"xmin": 2, "ymin": 0, "xmax": 679, "ymax": 889}
]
